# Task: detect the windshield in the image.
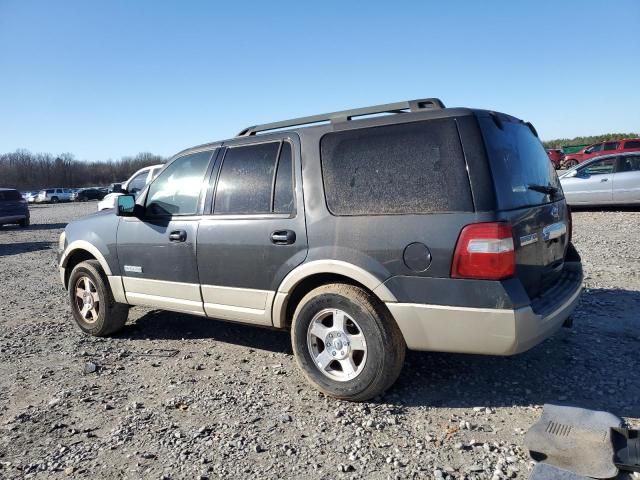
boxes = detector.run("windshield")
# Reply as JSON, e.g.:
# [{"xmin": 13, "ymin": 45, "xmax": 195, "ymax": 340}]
[{"xmin": 479, "ymin": 114, "xmax": 562, "ymax": 210}]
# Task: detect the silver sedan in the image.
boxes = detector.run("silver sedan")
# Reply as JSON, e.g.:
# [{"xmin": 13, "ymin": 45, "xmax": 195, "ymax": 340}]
[{"xmin": 559, "ymin": 152, "xmax": 640, "ymax": 206}]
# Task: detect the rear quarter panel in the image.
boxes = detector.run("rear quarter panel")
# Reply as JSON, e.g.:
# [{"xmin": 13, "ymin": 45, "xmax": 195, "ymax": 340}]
[{"xmin": 298, "ymin": 121, "xmax": 493, "ymax": 289}]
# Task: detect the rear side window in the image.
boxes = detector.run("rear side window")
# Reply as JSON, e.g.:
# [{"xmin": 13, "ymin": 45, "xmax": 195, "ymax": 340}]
[
  {"xmin": 623, "ymin": 140, "xmax": 640, "ymax": 149},
  {"xmin": 0, "ymin": 190, "xmax": 21, "ymax": 201},
  {"xmin": 127, "ymin": 171, "xmax": 149, "ymax": 194},
  {"xmin": 618, "ymin": 155, "xmax": 640, "ymax": 172},
  {"xmin": 214, "ymin": 141, "xmax": 294, "ymax": 215},
  {"xmin": 478, "ymin": 115, "xmax": 562, "ymax": 210},
  {"xmin": 150, "ymin": 167, "xmax": 162, "ymax": 179},
  {"xmin": 320, "ymin": 119, "xmax": 473, "ymax": 215}
]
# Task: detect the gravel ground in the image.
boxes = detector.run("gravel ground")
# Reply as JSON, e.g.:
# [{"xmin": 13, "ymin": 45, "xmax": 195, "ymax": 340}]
[{"xmin": 1, "ymin": 202, "xmax": 639, "ymax": 479}]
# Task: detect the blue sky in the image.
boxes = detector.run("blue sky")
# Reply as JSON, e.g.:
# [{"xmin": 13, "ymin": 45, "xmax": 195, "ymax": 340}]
[{"xmin": 1, "ymin": 0, "xmax": 638, "ymax": 161}]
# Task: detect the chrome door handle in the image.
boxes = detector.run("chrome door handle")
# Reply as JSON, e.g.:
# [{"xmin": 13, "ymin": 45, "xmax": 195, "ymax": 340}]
[
  {"xmin": 169, "ymin": 230, "xmax": 187, "ymax": 242},
  {"xmin": 600, "ymin": 178, "xmax": 609, "ymax": 182},
  {"xmin": 271, "ymin": 230, "xmax": 296, "ymax": 245}
]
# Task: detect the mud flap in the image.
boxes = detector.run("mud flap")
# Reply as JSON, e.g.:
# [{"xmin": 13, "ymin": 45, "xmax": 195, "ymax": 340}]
[{"xmin": 524, "ymin": 404, "xmax": 622, "ymax": 479}]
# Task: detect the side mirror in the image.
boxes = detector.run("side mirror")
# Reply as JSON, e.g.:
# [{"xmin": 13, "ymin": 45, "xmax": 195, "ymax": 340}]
[
  {"xmin": 116, "ymin": 195, "xmax": 136, "ymax": 216},
  {"xmin": 112, "ymin": 184, "xmax": 123, "ymax": 193},
  {"xmin": 566, "ymin": 170, "xmax": 578, "ymax": 178}
]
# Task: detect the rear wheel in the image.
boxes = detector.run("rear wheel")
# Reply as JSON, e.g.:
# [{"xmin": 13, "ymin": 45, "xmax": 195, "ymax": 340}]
[
  {"xmin": 291, "ymin": 284, "xmax": 405, "ymax": 401},
  {"xmin": 51, "ymin": 196, "xmax": 59, "ymax": 203},
  {"xmin": 564, "ymin": 159, "xmax": 578, "ymax": 169},
  {"xmin": 19, "ymin": 217, "xmax": 29, "ymax": 228},
  {"xmin": 68, "ymin": 260, "xmax": 128, "ymax": 336}
]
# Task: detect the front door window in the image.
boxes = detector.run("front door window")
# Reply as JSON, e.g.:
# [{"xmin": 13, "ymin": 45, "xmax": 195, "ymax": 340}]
[{"xmin": 146, "ymin": 152, "xmax": 212, "ymax": 216}]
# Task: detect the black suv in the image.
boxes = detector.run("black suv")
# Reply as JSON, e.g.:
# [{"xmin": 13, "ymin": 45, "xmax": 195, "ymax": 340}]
[
  {"xmin": 0, "ymin": 188, "xmax": 30, "ymax": 227},
  {"xmin": 58, "ymin": 99, "xmax": 582, "ymax": 401}
]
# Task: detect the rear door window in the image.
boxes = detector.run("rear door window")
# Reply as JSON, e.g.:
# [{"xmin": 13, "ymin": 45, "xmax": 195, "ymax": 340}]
[
  {"xmin": 616, "ymin": 156, "xmax": 640, "ymax": 173},
  {"xmin": 603, "ymin": 142, "xmax": 619, "ymax": 151},
  {"xmin": 478, "ymin": 114, "xmax": 562, "ymax": 210},
  {"xmin": 273, "ymin": 142, "xmax": 294, "ymax": 214},
  {"xmin": 214, "ymin": 141, "xmax": 285, "ymax": 215},
  {"xmin": 320, "ymin": 119, "xmax": 473, "ymax": 215}
]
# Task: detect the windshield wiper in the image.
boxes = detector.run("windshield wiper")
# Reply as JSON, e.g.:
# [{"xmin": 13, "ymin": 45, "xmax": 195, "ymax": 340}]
[{"xmin": 528, "ymin": 183, "xmax": 559, "ymax": 196}]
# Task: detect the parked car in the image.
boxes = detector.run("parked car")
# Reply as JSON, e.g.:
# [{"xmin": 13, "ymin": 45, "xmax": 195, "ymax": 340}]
[
  {"xmin": 35, "ymin": 188, "xmax": 73, "ymax": 203},
  {"xmin": 107, "ymin": 182, "xmax": 124, "ymax": 193},
  {"xmin": 72, "ymin": 188, "xmax": 107, "ymax": 202},
  {"xmin": 559, "ymin": 152, "xmax": 640, "ymax": 206},
  {"xmin": 58, "ymin": 98, "xmax": 582, "ymax": 401},
  {"xmin": 0, "ymin": 188, "xmax": 30, "ymax": 227},
  {"xmin": 97, "ymin": 166, "xmax": 163, "ymax": 211},
  {"xmin": 546, "ymin": 148, "xmax": 564, "ymax": 168},
  {"xmin": 22, "ymin": 191, "xmax": 38, "ymax": 203},
  {"xmin": 562, "ymin": 138, "xmax": 640, "ymax": 168}
]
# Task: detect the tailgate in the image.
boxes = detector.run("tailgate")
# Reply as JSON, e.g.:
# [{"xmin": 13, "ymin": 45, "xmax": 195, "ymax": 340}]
[
  {"xmin": 477, "ymin": 112, "xmax": 569, "ymax": 299},
  {"xmin": 499, "ymin": 200, "xmax": 569, "ymax": 298}
]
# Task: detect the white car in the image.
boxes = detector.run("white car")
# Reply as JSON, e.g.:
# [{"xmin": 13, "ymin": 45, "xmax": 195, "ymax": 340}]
[
  {"xmin": 22, "ymin": 191, "xmax": 38, "ymax": 203},
  {"xmin": 97, "ymin": 164, "xmax": 164, "ymax": 211},
  {"xmin": 35, "ymin": 188, "xmax": 74, "ymax": 203},
  {"xmin": 560, "ymin": 152, "xmax": 640, "ymax": 206}
]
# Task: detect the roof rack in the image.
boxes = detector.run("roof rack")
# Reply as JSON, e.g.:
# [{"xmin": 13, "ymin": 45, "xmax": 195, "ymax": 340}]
[{"xmin": 236, "ymin": 98, "xmax": 445, "ymax": 136}]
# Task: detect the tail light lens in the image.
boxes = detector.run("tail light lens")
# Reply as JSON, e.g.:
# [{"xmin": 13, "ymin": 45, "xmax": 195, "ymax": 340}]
[
  {"xmin": 567, "ymin": 205, "xmax": 573, "ymax": 243},
  {"xmin": 451, "ymin": 222, "xmax": 515, "ymax": 280}
]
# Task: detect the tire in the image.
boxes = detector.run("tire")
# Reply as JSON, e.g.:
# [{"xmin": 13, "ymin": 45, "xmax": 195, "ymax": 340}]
[
  {"xmin": 19, "ymin": 217, "xmax": 29, "ymax": 228},
  {"xmin": 291, "ymin": 283, "xmax": 406, "ymax": 401},
  {"xmin": 51, "ymin": 196, "xmax": 59, "ymax": 203},
  {"xmin": 564, "ymin": 160, "xmax": 578, "ymax": 169},
  {"xmin": 68, "ymin": 260, "xmax": 129, "ymax": 336}
]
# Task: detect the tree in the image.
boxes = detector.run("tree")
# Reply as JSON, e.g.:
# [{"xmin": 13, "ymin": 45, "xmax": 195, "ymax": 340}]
[{"xmin": 0, "ymin": 150, "xmax": 166, "ymax": 190}]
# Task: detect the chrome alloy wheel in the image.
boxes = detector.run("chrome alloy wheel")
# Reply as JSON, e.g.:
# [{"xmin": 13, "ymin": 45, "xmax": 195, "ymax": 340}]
[
  {"xmin": 307, "ymin": 308, "xmax": 367, "ymax": 382},
  {"xmin": 74, "ymin": 276, "xmax": 100, "ymax": 323}
]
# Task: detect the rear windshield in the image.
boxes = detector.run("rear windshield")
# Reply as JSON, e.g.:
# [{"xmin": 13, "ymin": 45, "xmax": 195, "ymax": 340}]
[
  {"xmin": 320, "ymin": 119, "xmax": 473, "ymax": 215},
  {"xmin": 0, "ymin": 190, "xmax": 21, "ymax": 201},
  {"xmin": 478, "ymin": 114, "xmax": 562, "ymax": 210}
]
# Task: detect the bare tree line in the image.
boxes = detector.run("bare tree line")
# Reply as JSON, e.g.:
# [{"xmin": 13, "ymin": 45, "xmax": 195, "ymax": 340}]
[{"xmin": 0, "ymin": 150, "xmax": 166, "ymax": 191}]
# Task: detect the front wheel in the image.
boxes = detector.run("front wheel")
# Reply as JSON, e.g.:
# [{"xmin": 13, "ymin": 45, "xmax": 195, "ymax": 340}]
[
  {"xmin": 51, "ymin": 196, "xmax": 59, "ymax": 203},
  {"xmin": 68, "ymin": 260, "xmax": 129, "ymax": 336},
  {"xmin": 291, "ymin": 284, "xmax": 406, "ymax": 401},
  {"xmin": 19, "ymin": 217, "xmax": 29, "ymax": 228}
]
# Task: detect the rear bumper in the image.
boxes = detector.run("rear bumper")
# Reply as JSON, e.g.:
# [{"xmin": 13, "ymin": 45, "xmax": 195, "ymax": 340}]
[
  {"xmin": 387, "ymin": 262, "xmax": 583, "ymax": 356},
  {"xmin": 0, "ymin": 214, "xmax": 28, "ymax": 224}
]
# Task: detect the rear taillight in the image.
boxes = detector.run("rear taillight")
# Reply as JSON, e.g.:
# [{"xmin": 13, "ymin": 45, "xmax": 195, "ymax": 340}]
[{"xmin": 451, "ymin": 222, "xmax": 515, "ymax": 280}]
